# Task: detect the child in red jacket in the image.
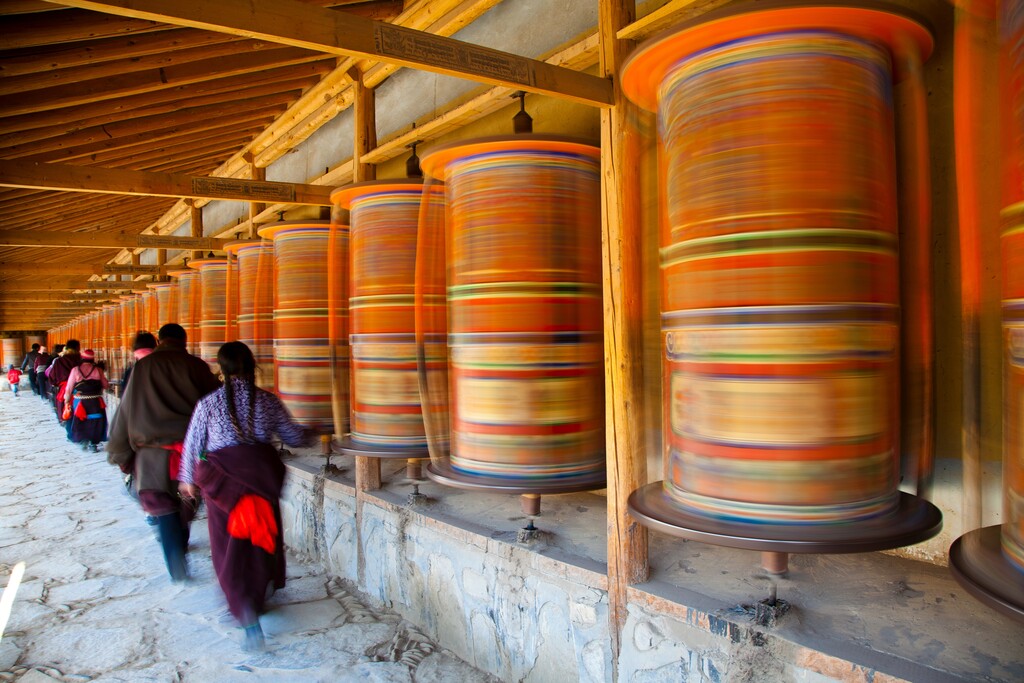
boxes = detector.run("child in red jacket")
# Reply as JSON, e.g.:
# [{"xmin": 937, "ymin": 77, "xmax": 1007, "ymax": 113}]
[{"xmin": 7, "ymin": 365, "xmax": 22, "ymax": 396}]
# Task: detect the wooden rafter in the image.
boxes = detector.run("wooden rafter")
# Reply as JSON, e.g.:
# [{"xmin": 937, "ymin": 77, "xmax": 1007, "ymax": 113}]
[
  {"xmin": 43, "ymin": 0, "xmax": 614, "ymax": 106},
  {"xmin": 0, "ymin": 263, "xmax": 164, "ymax": 276},
  {"xmin": 0, "ymin": 8, "xmax": 166, "ymax": 49},
  {"xmin": 0, "ymin": 229, "xmax": 229, "ymax": 250}
]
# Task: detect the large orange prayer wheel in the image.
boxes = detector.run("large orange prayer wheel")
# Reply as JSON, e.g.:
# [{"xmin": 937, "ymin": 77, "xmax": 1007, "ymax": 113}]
[
  {"xmin": 169, "ymin": 269, "xmax": 202, "ymax": 355},
  {"xmin": 225, "ymin": 240, "xmax": 276, "ymax": 390},
  {"xmin": 189, "ymin": 259, "xmax": 227, "ymax": 372},
  {"xmin": 419, "ymin": 136, "xmax": 606, "ymax": 491},
  {"xmin": 259, "ymin": 221, "xmax": 348, "ymax": 433},
  {"xmin": 149, "ymin": 282, "xmax": 178, "ymax": 330},
  {"xmin": 623, "ymin": 4, "xmax": 941, "ymax": 551},
  {"xmin": 332, "ymin": 180, "xmax": 441, "ymax": 454}
]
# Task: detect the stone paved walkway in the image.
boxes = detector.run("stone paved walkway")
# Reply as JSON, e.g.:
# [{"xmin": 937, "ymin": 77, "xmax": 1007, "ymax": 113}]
[{"xmin": 0, "ymin": 389, "xmax": 497, "ymax": 683}]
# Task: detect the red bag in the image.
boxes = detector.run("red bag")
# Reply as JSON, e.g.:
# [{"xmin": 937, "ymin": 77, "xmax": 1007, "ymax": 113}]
[{"xmin": 61, "ymin": 399, "xmax": 72, "ymax": 421}]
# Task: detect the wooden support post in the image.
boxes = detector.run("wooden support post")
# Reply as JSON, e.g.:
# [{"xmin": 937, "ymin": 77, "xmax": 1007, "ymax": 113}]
[
  {"xmin": 353, "ymin": 71, "xmax": 377, "ymax": 183},
  {"xmin": 244, "ymin": 152, "xmax": 266, "ymax": 238},
  {"xmin": 188, "ymin": 199, "xmax": 203, "ymax": 262},
  {"xmin": 156, "ymin": 248, "xmax": 167, "ymax": 281},
  {"xmin": 599, "ymin": 0, "xmax": 648, "ymax": 671}
]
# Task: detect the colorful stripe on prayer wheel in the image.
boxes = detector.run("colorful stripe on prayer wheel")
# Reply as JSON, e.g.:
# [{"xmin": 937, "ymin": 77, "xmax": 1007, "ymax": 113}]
[
  {"xmin": 332, "ymin": 180, "xmax": 438, "ymax": 452},
  {"xmin": 169, "ymin": 269, "xmax": 201, "ymax": 355},
  {"xmin": 258, "ymin": 221, "xmax": 348, "ymax": 433},
  {"xmin": 189, "ymin": 259, "xmax": 228, "ymax": 372},
  {"xmin": 420, "ymin": 136, "xmax": 606, "ymax": 485},
  {"xmin": 225, "ymin": 240, "xmax": 276, "ymax": 390},
  {"xmin": 1002, "ymin": 0, "xmax": 1024, "ymax": 574},
  {"xmin": 622, "ymin": 7, "xmax": 933, "ymax": 524}
]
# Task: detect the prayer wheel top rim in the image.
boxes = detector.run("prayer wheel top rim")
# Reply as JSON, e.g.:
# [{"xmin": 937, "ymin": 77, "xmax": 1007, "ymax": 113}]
[
  {"xmin": 621, "ymin": 2, "xmax": 934, "ymax": 112},
  {"xmin": 420, "ymin": 134, "xmax": 600, "ymax": 180},
  {"xmin": 223, "ymin": 239, "xmax": 270, "ymax": 256},
  {"xmin": 629, "ymin": 483, "xmax": 942, "ymax": 554},
  {"xmin": 166, "ymin": 269, "xmax": 194, "ymax": 279},
  {"xmin": 187, "ymin": 258, "xmax": 228, "ymax": 271},
  {"xmin": 330, "ymin": 178, "xmax": 425, "ymax": 209},
  {"xmin": 949, "ymin": 525, "xmax": 1024, "ymax": 624},
  {"xmin": 146, "ymin": 283, "xmax": 173, "ymax": 291},
  {"xmin": 256, "ymin": 219, "xmax": 334, "ymax": 241}
]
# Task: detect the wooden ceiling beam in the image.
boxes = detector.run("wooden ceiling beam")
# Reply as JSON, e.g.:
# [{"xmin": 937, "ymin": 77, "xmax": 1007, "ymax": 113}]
[
  {"xmin": 0, "ymin": 28, "xmax": 241, "ymax": 78},
  {"xmin": 132, "ymin": 143, "xmax": 257, "ymax": 175},
  {"xmin": 43, "ymin": 0, "xmax": 614, "ymax": 106},
  {"xmin": 2, "ymin": 90, "xmax": 300, "ymax": 158},
  {"xmin": 0, "ymin": 229, "xmax": 229, "ymax": 250},
  {"xmin": 21, "ymin": 107, "xmax": 285, "ymax": 163},
  {"xmin": 0, "ymin": 38, "xmax": 296, "ymax": 97},
  {"xmin": 0, "ymin": 8, "xmax": 167, "ymax": 49},
  {"xmin": 0, "ymin": 46, "xmax": 326, "ymax": 117},
  {"xmin": 0, "ymin": 279, "xmax": 152, "ymax": 291},
  {"xmin": 1, "ymin": 196, "xmax": 162, "ymax": 228},
  {"xmin": 94, "ymin": 128, "xmax": 266, "ymax": 168},
  {"xmin": 0, "ymin": 160, "xmax": 335, "ymax": 204},
  {"xmin": 0, "ymin": 63, "xmax": 332, "ymax": 136},
  {"xmin": 0, "ymin": 262, "xmax": 164, "ymax": 276}
]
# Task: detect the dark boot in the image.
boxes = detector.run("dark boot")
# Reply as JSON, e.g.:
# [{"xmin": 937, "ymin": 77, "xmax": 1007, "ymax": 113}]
[{"xmin": 155, "ymin": 513, "xmax": 188, "ymax": 582}]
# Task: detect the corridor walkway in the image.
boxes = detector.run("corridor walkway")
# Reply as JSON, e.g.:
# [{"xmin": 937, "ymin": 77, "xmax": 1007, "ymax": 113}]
[{"xmin": 0, "ymin": 389, "xmax": 495, "ymax": 683}]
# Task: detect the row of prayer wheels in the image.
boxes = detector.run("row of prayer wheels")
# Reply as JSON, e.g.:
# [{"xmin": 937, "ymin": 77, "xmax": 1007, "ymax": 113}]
[{"xmin": 47, "ymin": 0, "xmax": 1020, "ymax": 621}]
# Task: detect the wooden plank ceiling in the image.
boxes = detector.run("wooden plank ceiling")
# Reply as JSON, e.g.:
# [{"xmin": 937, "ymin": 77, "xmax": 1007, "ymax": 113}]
[{"xmin": 0, "ymin": 0, "xmax": 404, "ymax": 328}]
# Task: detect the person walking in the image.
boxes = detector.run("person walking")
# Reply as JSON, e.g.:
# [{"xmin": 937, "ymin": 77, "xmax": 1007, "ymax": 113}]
[
  {"xmin": 20, "ymin": 343, "xmax": 40, "ymax": 396},
  {"xmin": 179, "ymin": 341, "xmax": 312, "ymax": 651},
  {"xmin": 7, "ymin": 365, "xmax": 22, "ymax": 397},
  {"xmin": 107, "ymin": 324, "xmax": 220, "ymax": 583},
  {"xmin": 64, "ymin": 349, "xmax": 110, "ymax": 452},
  {"xmin": 34, "ymin": 346, "xmax": 51, "ymax": 403},
  {"xmin": 48, "ymin": 340, "xmax": 81, "ymax": 423}
]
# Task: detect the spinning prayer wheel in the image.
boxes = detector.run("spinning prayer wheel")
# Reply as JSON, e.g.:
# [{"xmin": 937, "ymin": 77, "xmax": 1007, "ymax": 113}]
[
  {"xmin": 258, "ymin": 221, "xmax": 348, "ymax": 433},
  {"xmin": 148, "ymin": 282, "xmax": 178, "ymax": 330},
  {"xmin": 332, "ymin": 180, "xmax": 440, "ymax": 458},
  {"xmin": 418, "ymin": 135, "xmax": 606, "ymax": 495},
  {"xmin": 103, "ymin": 305, "xmax": 120, "ymax": 378},
  {"xmin": 622, "ymin": 3, "xmax": 941, "ymax": 552},
  {"xmin": 948, "ymin": 0, "xmax": 1024, "ymax": 622},
  {"xmin": 189, "ymin": 259, "xmax": 228, "ymax": 372},
  {"xmin": 224, "ymin": 240, "xmax": 276, "ymax": 390},
  {"xmin": 169, "ymin": 269, "xmax": 201, "ymax": 356}
]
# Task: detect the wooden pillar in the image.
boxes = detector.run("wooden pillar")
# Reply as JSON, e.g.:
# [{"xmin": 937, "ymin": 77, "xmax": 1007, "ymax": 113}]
[
  {"xmin": 353, "ymin": 70, "xmax": 377, "ymax": 184},
  {"xmin": 157, "ymin": 249, "xmax": 167, "ymax": 282},
  {"xmin": 244, "ymin": 152, "xmax": 266, "ymax": 239},
  {"xmin": 352, "ymin": 67, "xmax": 380, "ymax": 491},
  {"xmin": 188, "ymin": 199, "xmax": 203, "ymax": 262},
  {"xmin": 599, "ymin": 0, "xmax": 649, "ymax": 671}
]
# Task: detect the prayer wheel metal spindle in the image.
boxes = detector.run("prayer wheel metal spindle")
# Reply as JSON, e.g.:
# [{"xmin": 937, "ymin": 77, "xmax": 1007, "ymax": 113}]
[
  {"xmin": 623, "ymin": 4, "xmax": 942, "ymax": 555},
  {"xmin": 948, "ymin": 0, "xmax": 1024, "ymax": 622},
  {"xmin": 419, "ymin": 135, "xmax": 607, "ymax": 511},
  {"xmin": 332, "ymin": 181, "xmax": 436, "ymax": 470},
  {"xmin": 189, "ymin": 259, "xmax": 228, "ymax": 373},
  {"xmin": 169, "ymin": 269, "xmax": 201, "ymax": 355},
  {"xmin": 225, "ymin": 240, "xmax": 276, "ymax": 390},
  {"xmin": 259, "ymin": 221, "xmax": 349, "ymax": 434}
]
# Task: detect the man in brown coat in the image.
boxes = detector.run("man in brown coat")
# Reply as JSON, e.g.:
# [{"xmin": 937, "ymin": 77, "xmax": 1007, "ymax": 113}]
[{"xmin": 107, "ymin": 323, "xmax": 220, "ymax": 582}]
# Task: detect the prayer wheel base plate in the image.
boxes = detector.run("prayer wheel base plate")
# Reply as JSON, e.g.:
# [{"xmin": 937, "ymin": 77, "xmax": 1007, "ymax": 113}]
[
  {"xmin": 426, "ymin": 458, "xmax": 606, "ymax": 496},
  {"xmin": 337, "ymin": 438, "xmax": 430, "ymax": 461},
  {"xmin": 629, "ymin": 484, "xmax": 941, "ymax": 554},
  {"xmin": 949, "ymin": 525, "xmax": 1024, "ymax": 623}
]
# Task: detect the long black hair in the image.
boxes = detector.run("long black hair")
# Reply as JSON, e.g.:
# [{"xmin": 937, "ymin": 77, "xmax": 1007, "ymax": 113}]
[{"xmin": 217, "ymin": 341, "xmax": 257, "ymax": 441}]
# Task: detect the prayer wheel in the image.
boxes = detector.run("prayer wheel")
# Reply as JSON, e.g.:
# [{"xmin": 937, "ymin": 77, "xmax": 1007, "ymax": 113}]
[
  {"xmin": 332, "ymin": 180, "xmax": 439, "ymax": 456},
  {"xmin": 623, "ymin": 4, "xmax": 941, "ymax": 551},
  {"xmin": 103, "ymin": 305, "xmax": 119, "ymax": 378},
  {"xmin": 189, "ymin": 259, "xmax": 228, "ymax": 373},
  {"xmin": 948, "ymin": 0, "xmax": 1024, "ymax": 621},
  {"xmin": 148, "ymin": 282, "xmax": 178, "ymax": 330},
  {"xmin": 225, "ymin": 240, "xmax": 276, "ymax": 390},
  {"xmin": 139, "ymin": 290, "xmax": 156, "ymax": 337},
  {"xmin": 419, "ymin": 135, "xmax": 606, "ymax": 494},
  {"xmin": 258, "ymin": 221, "xmax": 348, "ymax": 433},
  {"xmin": 169, "ymin": 268, "xmax": 202, "ymax": 356}
]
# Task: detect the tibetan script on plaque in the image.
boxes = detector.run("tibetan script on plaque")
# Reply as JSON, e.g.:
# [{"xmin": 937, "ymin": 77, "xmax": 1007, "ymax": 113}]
[
  {"xmin": 137, "ymin": 235, "xmax": 210, "ymax": 249},
  {"xmin": 104, "ymin": 264, "xmax": 159, "ymax": 274},
  {"xmin": 374, "ymin": 25, "xmax": 534, "ymax": 87},
  {"xmin": 192, "ymin": 177, "xmax": 295, "ymax": 203}
]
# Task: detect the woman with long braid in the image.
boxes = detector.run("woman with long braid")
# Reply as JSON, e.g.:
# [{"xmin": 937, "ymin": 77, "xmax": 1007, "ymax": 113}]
[{"xmin": 179, "ymin": 341, "xmax": 312, "ymax": 651}]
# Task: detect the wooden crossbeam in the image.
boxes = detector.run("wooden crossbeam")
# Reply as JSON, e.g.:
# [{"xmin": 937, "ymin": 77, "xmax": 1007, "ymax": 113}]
[
  {"xmin": 0, "ymin": 280, "xmax": 151, "ymax": 291},
  {"xmin": 0, "ymin": 229, "xmax": 228, "ymax": 251},
  {"xmin": 0, "ymin": 161, "xmax": 334, "ymax": 205},
  {"xmin": 45, "ymin": 0, "xmax": 614, "ymax": 107},
  {"xmin": 0, "ymin": 263, "xmax": 165, "ymax": 276}
]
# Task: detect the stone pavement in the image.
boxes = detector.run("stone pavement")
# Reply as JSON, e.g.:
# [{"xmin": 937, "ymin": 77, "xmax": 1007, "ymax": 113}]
[{"xmin": 0, "ymin": 390, "xmax": 497, "ymax": 683}]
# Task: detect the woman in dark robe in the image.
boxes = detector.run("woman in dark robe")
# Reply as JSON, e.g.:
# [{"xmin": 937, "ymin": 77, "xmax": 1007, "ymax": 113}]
[
  {"xmin": 178, "ymin": 342, "xmax": 312, "ymax": 652},
  {"xmin": 63, "ymin": 349, "xmax": 109, "ymax": 451}
]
